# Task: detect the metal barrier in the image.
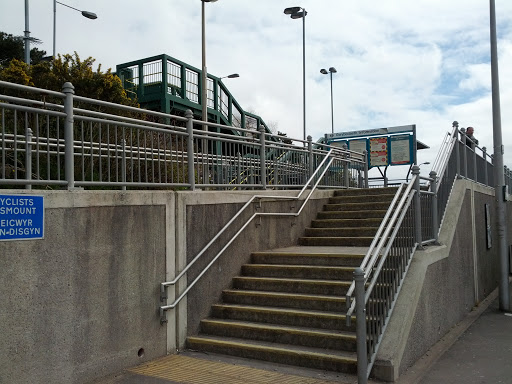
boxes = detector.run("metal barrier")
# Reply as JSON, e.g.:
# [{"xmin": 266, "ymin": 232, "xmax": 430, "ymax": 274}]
[
  {"xmin": 1, "ymin": 80, "xmax": 367, "ymax": 191},
  {"xmin": 347, "ymin": 175, "xmax": 418, "ymax": 383}
]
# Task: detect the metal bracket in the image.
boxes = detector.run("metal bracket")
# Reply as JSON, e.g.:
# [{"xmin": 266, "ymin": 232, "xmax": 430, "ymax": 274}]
[
  {"xmin": 255, "ymin": 216, "xmax": 262, "ymax": 227},
  {"xmin": 159, "ymin": 308, "xmax": 168, "ymax": 325},
  {"xmin": 160, "ymin": 284, "xmax": 168, "ymax": 302}
]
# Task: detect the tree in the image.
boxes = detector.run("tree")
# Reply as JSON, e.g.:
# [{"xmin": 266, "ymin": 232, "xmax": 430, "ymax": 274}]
[
  {"xmin": 0, "ymin": 32, "xmax": 46, "ymax": 66},
  {"xmin": 277, "ymin": 131, "xmax": 293, "ymax": 145}
]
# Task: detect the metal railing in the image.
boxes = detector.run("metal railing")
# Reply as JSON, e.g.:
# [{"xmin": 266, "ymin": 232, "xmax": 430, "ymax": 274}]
[
  {"xmin": 0, "ymin": 80, "xmax": 368, "ymax": 191},
  {"xmin": 158, "ymin": 149, "xmax": 348, "ymax": 323},
  {"xmin": 347, "ymin": 175, "xmax": 418, "ymax": 382},
  {"xmin": 348, "ymin": 120, "xmax": 511, "ymax": 382}
]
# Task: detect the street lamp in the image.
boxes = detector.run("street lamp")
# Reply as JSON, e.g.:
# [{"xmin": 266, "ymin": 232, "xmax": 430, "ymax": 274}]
[
  {"xmin": 202, "ymin": 0, "xmax": 218, "ymax": 132},
  {"xmin": 53, "ymin": 1, "xmax": 97, "ymax": 58},
  {"xmin": 284, "ymin": 6, "xmax": 307, "ymax": 142},
  {"xmin": 320, "ymin": 67, "xmax": 337, "ymax": 134}
]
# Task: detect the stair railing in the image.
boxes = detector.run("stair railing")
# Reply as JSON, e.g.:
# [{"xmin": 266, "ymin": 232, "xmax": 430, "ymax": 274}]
[
  {"xmin": 346, "ymin": 176, "xmax": 419, "ymax": 383},
  {"xmin": 159, "ymin": 148, "xmax": 356, "ymax": 323}
]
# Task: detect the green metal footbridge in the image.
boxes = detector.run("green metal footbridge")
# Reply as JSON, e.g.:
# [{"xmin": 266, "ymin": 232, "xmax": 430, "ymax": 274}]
[{"xmin": 116, "ymin": 54, "xmax": 271, "ymax": 135}]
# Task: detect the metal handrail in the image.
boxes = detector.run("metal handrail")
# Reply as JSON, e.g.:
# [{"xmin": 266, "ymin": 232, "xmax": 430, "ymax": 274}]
[
  {"xmin": 159, "ymin": 149, "xmax": 341, "ymax": 322},
  {"xmin": 365, "ymin": 192, "xmax": 417, "ymax": 299},
  {"xmin": 432, "ymin": 125, "xmax": 458, "ymax": 190},
  {"xmin": 345, "ymin": 182, "xmax": 406, "ymax": 306},
  {"xmin": 346, "ymin": 175, "xmax": 417, "ymax": 321}
]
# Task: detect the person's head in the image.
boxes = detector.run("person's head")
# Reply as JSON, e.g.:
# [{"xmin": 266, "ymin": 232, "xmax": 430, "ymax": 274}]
[{"xmin": 467, "ymin": 126, "xmax": 474, "ymax": 136}]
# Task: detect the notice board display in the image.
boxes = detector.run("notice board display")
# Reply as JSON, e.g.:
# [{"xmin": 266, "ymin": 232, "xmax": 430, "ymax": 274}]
[
  {"xmin": 369, "ymin": 137, "xmax": 388, "ymax": 167},
  {"xmin": 0, "ymin": 195, "xmax": 44, "ymax": 241},
  {"xmin": 348, "ymin": 139, "xmax": 367, "ymax": 155},
  {"xmin": 390, "ymin": 135, "xmax": 413, "ymax": 165}
]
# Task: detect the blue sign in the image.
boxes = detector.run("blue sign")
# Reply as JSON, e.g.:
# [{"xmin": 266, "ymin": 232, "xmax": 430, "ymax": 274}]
[{"xmin": 0, "ymin": 195, "xmax": 44, "ymax": 241}]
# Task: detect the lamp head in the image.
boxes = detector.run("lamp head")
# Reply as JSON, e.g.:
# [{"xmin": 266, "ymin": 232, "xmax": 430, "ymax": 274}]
[
  {"xmin": 81, "ymin": 11, "xmax": 97, "ymax": 19},
  {"xmin": 290, "ymin": 10, "xmax": 307, "ymax": 19},
  {"xmin": 284, "ymin": 6, "xmax": 301, "ymax": 14},
  {"xmin": 220, "ymin": 73, "xmax": 240, "ymax": 79},
  {"xmin": 320, "ymin": 69, "xmax": 328, "ymax": 74},
  {"xmin": 329, "ymin": 67, "xmax": 337, "ymax": 73}
]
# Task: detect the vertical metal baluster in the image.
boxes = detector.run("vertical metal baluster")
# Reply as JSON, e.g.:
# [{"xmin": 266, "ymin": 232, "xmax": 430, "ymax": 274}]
[
  {"xmin": 35, "ymin": 113, "xmax": 40, "ymax": 181},
  {"xmin": 25, "ymin": 124, "xmax": 32, "ymax": 190},
  {"xmin": 107, "ymin": 124, "xmax": 111, "ymax": 182}
]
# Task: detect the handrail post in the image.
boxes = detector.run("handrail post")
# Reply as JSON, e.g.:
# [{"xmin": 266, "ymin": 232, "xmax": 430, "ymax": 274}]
[
  {"xmin": 483, "ymin": 147, "xmax": 489, "ymax": 186},
  {"xmin": 25, "ymin": 127, "xmax": 32, "ymax": 189},
  {"xmin": 186, "ymin": 109, "xmax": 195, "ymax": 190},
  {"xmin": 62, "ymin": 82, "xmax": 75, "ymax": 190},
  {"xmin": 308, "ymin": 135, "xmax": 313, "ymax": 186},
  {"xmin": 473, "ymin": 144, "xmax": 478, "ymax": 182},
  {"xmin": 454, "ymin": 124, "xmax": 461, "ymax": 178},
  {"xmin": 259, "ymin": 125, "xmax": 266, "ymax": 189},
  {"xmin": 461, "ymin": 128, "xmax": 468, "ymax": 178},
  {"xmin": 25, "ymin": 127, "xmax": 33, "ymax": 190},
  {"xmin": 342, "ymin": 143, "xmax": 349, "ymax": 188},
  {"xmin": 121, "ymin": 138, "xmax": 127, "ymax": 191},
  {"xmin": 354, "ymin": 267, "xmax": 368, "ymax": 384},
  {"xmin": 430, "ymin": 170, "xmax": 439, "ymax": 244},
  {"xmin": 363, "ymin": 150, "xmax": 369, "ymax": 188},
  {"xmin": 412, "ymin": 165, "xmax": 423, "ymax": 249}
]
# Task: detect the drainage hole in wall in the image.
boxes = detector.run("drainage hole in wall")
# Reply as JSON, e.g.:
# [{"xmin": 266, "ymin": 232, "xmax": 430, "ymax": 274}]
[{"xmin": 138, "ymin": 348, "xmax": 145, "ymax": 358}]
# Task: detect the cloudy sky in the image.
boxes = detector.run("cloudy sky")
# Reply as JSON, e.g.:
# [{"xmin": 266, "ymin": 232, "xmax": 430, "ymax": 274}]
[{"xmin": 2, "ymin": 0, "xmax": 512, "ymax": 180}]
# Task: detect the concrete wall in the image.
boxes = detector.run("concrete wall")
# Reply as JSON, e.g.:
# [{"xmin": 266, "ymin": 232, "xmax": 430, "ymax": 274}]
[
  {"xmin": 373, "ymin": 180, "xmax": 502, "ymax": 381},
  {"xmin": 0, "ymin": 191, "xmax": 171, "ymax": 384},
  {"xmin": 0, "ymin": 188, "xmax": 331, "ymax": 383}
]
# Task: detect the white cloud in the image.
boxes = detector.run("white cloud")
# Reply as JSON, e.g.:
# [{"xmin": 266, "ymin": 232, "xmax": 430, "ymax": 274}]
[{"xmin": 1, "ymin": 0, "xmax": 512, "ymax": 180}]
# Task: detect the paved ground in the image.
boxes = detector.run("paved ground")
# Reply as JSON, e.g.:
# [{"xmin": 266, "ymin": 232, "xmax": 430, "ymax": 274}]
[
  {"xmin": 91, "ymin": 281, "xmax": 512, "ymax": 384},
  {"xmin": 397, "ymin": 280, "xmax": 512, "ymax": 384}
]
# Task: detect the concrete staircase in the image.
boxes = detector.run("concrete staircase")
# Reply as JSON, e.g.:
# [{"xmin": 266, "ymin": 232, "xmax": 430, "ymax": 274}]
[{"xmin": 186, "ymin": 187, "xmax": 398, "ymax": 373}]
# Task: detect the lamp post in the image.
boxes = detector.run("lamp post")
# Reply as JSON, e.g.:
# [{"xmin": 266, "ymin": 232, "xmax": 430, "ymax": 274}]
[
  {"xmin": 489, "ymin": 0, "xmax": 510, "ymax": 312},
  {"xmin": 53, "ymin": 1, "xmax": 97, "ymax": 59},
  {"xmin": 284, "ymin": 6, "xmax": 307, "ymax": 142},
  {"xmin": 24, "ymin": 0, "xmax": 30, "ymax": 64},
  {"xmin": 202, "ymin": 0, "xmax": 218, "ymax": 132},
  {"xmin": 320, "ymin": 67, "xmax": 337, "ymax": 134}
]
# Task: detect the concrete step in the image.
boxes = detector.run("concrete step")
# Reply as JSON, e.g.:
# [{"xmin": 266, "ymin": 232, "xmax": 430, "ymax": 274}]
[
  {"xmin": 329, "ymin": 193, "xmax": 396, "ymax": 204},
  {"xmin": 311, "ymin": 218, "xmax": 383, "ymax": 228},
  {"xmin": 317, "ymin": 210, "xmax": 387, "ymax": 219},
  {"xmin": 199, "ymin": 319, "xmax": 357, "ymax": 351},
  {"xmin": 299, "ymin": 236, "xmax": 374, "ymax": 247},
  {"xmin": 211, "ymin": 303, "xmax": 356, "ymax": 331},
  {"xmin": 186, "ymin": 335, "xmax": 358, "ymax": 374},
  {"xmin": 304, "ymin": 227, "xmax": 378, "ymax": 238},
  {"xmin": 222, "ymin": 289, "xmax": 347, "ymax": 311},
  {"xmin": 251, "ymin": 251, "xmax": 364, "ymax": 266},
  {"xmin": 334, "ymin": 187, "xmax": 399, "ymax": 197},
  {"xmin": 324, "ymin": 201, "xmax": 392, "ymax": 211},
  {"xmin": 241, "ymin": 264, "xmax": 355, "ymax": 280},
  {"xmin": 232, "ymin": 276, "xmax": 352, "ymax": 295}
]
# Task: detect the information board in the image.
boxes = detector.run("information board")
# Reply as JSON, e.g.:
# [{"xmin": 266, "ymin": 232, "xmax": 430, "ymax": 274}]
[
  {"xmin": 348, "ymin": 139, "xmax": 367, "ymax": 154},
  {"xmin": 390, "ymin": 135, "xmax": 413, "ymax": 165},
  {"xmin": 0, "ymin": 195, "xmax": 44, "ymax": 241},
  {"xmin": 369, "ymin": 137, "xmax": 388, "ymax": 167}
]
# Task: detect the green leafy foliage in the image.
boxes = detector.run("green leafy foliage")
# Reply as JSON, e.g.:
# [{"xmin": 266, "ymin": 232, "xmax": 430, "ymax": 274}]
[{"xmin": 0, "ymin": 52, "xmax": 138, "ymax": 107}]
